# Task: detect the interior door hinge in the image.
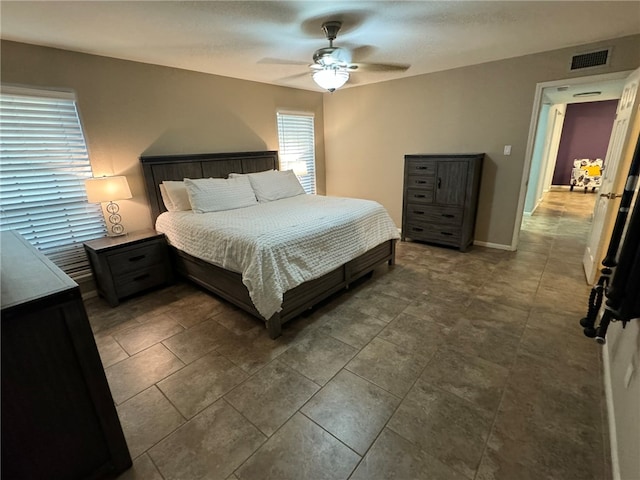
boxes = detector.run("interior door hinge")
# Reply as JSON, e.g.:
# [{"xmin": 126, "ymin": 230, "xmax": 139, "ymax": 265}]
[{"xmin": 600, "ymin": 192, "xmax": 623, "ymax": 199}]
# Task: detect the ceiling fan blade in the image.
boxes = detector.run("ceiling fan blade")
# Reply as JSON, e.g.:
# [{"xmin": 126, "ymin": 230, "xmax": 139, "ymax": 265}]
[
  {"xmin": 350, "ymin": 45, "xmax": 376, "ymax": 62},
  {"xmin": 350, "ymin": 62, "xmax": 410, "ymax": 72},
  {"xmin": 258, "ymin": 57, "xmax": 309, "ymax": 66}
]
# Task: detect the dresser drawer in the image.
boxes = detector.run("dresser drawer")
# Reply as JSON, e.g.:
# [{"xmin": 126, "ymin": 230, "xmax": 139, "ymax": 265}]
[
  {"xmin": 405, "ymin": 223, "xmax": 462, "ymax": 246},
  {"xmin": 107, "ymin": 241, "xmax": 167, "ymax": 276},
  {"xmin": 406, "ymin": 176, "xmax": 435, "ymax": 190},
  {"xmin": 406, "ymin": 188, "xmax": 434, "ymax": 204},
  {"xmin": 404, "ymin": 205, "xmax": 463, "ymax": 226},
  {"xmin": 114, "ymin": 264, "xmax": 169, "ymax": 299},
  {"xmin": 406, "ymin": 160, "xmax": 436, "ymax": 176}
]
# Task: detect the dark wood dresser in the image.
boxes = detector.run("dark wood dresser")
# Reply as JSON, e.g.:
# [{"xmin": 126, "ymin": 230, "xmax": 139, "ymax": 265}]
[
  {"xmin": 1, "ymin": 231, "xmax": 131, "ymax": 479},
  {"xmin": 402, "ymin": 153, "xmax": 483, "ymax": 251},
  {"xmin": 84, "ymin": 229, "xmax": 172, "ymax": 307}
]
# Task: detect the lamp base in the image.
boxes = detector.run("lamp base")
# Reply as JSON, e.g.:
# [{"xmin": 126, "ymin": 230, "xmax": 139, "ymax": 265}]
[{"xmin": 106, "ymin": 201, "xmax": 126, "ymax": 236}]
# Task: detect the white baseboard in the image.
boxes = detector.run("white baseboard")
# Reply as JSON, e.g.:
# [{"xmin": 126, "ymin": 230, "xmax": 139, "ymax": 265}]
[
  {"xmin": 603, "ymin": 345, "xmax": 621, "ymax": 480},
  {"xmin": 473, "ymin": 240, "xmax": 515, "ymax": 251}
]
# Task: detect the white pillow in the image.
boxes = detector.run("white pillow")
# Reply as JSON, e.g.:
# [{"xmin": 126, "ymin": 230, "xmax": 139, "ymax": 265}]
[
  {"xmin": 162, "ymin": 181, "xmax": 192, "ymax": 211},
  {"xmin": 231, "ymin": 170, "xmax": 305, "ymax": 202},
  {"xmin": 184, "ymin": 176, "xmax": 258, "ymax": 213},
  {"xmin": 159, "ymin": 184, "xmax": 177, "ymax": 211}
]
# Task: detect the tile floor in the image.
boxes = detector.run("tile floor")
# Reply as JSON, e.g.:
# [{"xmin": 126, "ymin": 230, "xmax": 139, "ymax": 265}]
[{"xmin": 85, "ymin": 191, "xmax": 610, "ymax": 480}]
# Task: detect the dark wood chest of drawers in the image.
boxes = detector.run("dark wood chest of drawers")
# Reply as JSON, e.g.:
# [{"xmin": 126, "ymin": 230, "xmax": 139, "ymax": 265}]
[
  {"xmin": 84, "ymin": 229, "xmax": 172, "ymax": 306},
  {"xmin": 402, "ymin": 154, "xmax": 483, "ymax": 251},
  {"xmin": 1, "ymin": 231, "xmax": 131, "ymax": 479}
]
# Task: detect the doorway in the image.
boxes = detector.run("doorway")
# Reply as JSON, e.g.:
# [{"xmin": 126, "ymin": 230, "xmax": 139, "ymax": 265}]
[{"xmin": 513, "ymin": 70, "xmax": 632, "ymax": 282}]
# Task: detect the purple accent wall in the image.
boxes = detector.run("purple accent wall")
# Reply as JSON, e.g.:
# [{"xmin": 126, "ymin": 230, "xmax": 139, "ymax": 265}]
[{"xmin": 552, "ymin": 100, "xmax": 618, "ymax": 185}]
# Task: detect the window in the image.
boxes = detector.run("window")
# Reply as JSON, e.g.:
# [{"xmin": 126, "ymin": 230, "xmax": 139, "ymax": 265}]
[
  {"xmin": 0, "ymin": 86, "xmax": 106, "ymax": 278},
  {"xmin": 276, "ymin": 112, "xmax": 316, "ymax": 194}
]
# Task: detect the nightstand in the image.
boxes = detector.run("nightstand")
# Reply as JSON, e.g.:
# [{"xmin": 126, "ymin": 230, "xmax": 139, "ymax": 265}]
[{"xmin": 84, "ymin": 229, "xmax": 173, "ymax": 306}]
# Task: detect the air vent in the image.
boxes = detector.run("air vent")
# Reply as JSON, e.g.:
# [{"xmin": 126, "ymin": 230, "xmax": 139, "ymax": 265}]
[{"xmin": 570, "ymin": 48, "xmax": 610, "ymax": 71}]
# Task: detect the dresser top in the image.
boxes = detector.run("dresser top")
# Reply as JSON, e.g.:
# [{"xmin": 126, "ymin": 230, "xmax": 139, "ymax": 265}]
[{"xmin": 1, "ymin": 231, "xmax": 77, "ymax": 311}]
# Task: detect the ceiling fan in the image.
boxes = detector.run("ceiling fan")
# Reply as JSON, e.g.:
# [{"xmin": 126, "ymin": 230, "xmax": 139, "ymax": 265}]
[
  {"xmin": 308, "ymin": 21, "xmax": 410, "ymax": 92},
  {"xmin": 263, "ymin": 20, "xmax": 410, "ymax": 92}
]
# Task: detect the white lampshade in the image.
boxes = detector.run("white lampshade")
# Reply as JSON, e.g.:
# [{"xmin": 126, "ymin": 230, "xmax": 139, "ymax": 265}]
[
  {"xmin": 289, "ymin": 161, "xmax": 308, "ymax": 176},
  {"xmin": 84, "ymin": 176, "xmax": 132, "ymax": 203},
  {"xmin": 313, "ymin": 68, "xmax": 349, "ymax": 92}
]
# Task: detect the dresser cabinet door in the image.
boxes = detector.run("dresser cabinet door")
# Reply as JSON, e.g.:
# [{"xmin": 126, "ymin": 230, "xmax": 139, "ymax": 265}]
[{"xmin": 436, "ymin": 161, "xmax": 468, "ymax": 206}]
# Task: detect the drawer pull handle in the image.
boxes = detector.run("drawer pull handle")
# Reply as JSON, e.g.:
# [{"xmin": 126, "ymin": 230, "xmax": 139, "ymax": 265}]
[
  {"xmin": 415, "ymin": 180, "xmax": 427, "ymax": 184},
  {"xmin": 133, "ymin": 273, "xmax": 150, "ymax": 281},
  {"xmin": 416, "ymin": 166, "xmax": 428, "ymax": 170},
  {"xmin": 442, "ymin": 214, "xmax": 454, "ymax": 218},
  {"xmin": 412, "ymin": 227, "xmax": 424, "ymax": 232},
  {"xmin": 440, "ymin": 232, "xmax": 453, "ymax": 236},
  {"xmin": 129, "ymin": 255, "xmax": 146, "ymax": 262},
  {"xmin": 437, "ymin": 178, "xmax": 442, "ymax": 189},
  {"xmin": 414, "ymin": 194, "xmax": 426, "ymax": 198},
  {"xmin": 414, "ymin": 211, "xmax": 425, "ymax": 215}
]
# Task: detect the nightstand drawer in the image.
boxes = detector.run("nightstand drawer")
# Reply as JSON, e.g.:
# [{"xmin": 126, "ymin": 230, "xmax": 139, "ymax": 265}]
[
  {"xmin": 107, "ymin": 241, "xmax": 166, "ymax": 276},
  {"xmin": 405, "ymin": 205, "xmax": 463, "ymax": 226},
  {"xmin": 114, "ymin": 264, "xmax": 169, "ymax": 299}
]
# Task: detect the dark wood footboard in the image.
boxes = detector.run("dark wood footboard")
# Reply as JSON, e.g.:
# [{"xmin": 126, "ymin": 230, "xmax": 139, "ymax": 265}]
[{"xmin": 170, "ymin": 239, "xmax": 396, "ymax": 338}]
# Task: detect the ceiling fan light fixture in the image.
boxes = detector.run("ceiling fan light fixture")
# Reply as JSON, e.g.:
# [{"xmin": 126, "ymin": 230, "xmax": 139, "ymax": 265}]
[{"xmin": 313, "ymin": 68, "xmax": 349, "ymax": 92}]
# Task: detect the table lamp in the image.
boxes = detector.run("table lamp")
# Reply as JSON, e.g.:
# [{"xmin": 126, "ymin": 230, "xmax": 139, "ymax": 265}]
[
  {"xmin": 84, "ymin": 175, "xmax": 132, "ymax": 236},
  {"xmin": 290, "ymin": 161, "xmax": 308, "ymax": 177}
]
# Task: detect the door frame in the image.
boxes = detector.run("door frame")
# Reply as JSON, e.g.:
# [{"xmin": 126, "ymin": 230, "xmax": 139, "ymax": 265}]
[{"xmin": 511, "ymin": 70, "xmax": 633, "ymax": 250}]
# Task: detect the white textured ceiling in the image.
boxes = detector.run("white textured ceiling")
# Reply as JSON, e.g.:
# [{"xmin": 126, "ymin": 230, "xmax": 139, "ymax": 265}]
[{"xmin": 1, "ymin": 1, "xmax": 639, "ymax": 92}]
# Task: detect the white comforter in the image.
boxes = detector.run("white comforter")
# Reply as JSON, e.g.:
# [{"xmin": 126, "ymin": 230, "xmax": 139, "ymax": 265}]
[{"xmin": 156, "ymin": 194, "xmax": 399, "ymax": 318}]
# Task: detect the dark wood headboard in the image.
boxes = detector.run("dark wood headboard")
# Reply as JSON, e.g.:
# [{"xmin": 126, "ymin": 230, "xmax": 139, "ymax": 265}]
[{"xmin": 140, "ymin": 150, "xmax": 279, "ymax": 223}]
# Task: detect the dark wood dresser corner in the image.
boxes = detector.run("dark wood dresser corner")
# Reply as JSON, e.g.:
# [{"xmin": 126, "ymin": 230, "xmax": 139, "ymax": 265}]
[{"xmin": 1, "ymin": 231, "xmax": 132, "ymax": 479}]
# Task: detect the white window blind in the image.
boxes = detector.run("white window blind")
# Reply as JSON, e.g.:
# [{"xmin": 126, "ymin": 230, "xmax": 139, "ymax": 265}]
[
  {"xmin": 277, "ymin": 112, "xmax": 316, "ymax": 194},
  {"xmin": 0, "ymin": 87, "xmax": 106, "ymax": 278}
]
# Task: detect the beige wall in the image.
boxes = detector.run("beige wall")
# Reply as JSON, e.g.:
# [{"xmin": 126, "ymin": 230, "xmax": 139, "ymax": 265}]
[
  {"xmin": 323, "ymin": 34, "xmax": 640, "ymax": 247},
  {"xmin": 606, "ymin": 319, "xmax": 640, "ymax": 480},
  {"xmin": 0, "ymin": 40, "xmax": 325, "ymax": 232}
]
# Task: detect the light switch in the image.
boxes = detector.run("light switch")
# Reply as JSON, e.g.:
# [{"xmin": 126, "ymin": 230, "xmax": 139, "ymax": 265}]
[{"xmin": 504, "ymin": 145, "xmax": 512, "ymax": 156}]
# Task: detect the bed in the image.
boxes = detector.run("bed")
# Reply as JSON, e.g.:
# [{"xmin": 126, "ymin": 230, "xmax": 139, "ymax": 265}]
[{"xmin": 140, "ymin": 150, "xmax": 398, "ymax": 338}]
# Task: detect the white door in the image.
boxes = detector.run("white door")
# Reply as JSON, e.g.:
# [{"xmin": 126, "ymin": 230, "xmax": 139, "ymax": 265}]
[
  {"xmin": 540, "ymin": 104, "xmax": 566, "ymax": 194},
  {"xmin": 583, "ymin": 67, "xmax": 640, "ymax": 283}
]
